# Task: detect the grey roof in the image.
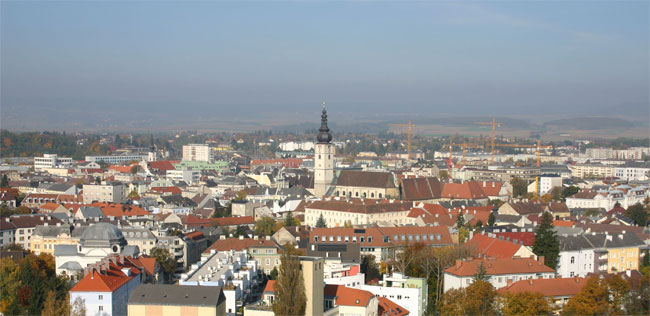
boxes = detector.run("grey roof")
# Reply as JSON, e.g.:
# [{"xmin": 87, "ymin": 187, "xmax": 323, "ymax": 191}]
[
  {"xmin": 160, "ymin": 194, "xmax": 197, "ymax": 207},
  {"xmin": 560, "ymin": 233, "xmax": 646, "ymax": 252},
  {"xmin": 54, "ymin": 244, "xmax": 79, "ymax": 256},
  {"xmin": 494, "ymin": 214, "xmax": 522, "ymax": 223},
  {"xmin": 80, "ymin": 223, "xmax": 126, "ymax": 248},
  {"xmin": 58, "ymin": 261, "xmax": 83, "ymax": 270},
  {"xmin": 33, "ymin": 225, "xmax": 71, "ymax": 237},
  {"xmin": 48, "ymin": 183, "xmax": 74, "ymax": 192},
  {"xmin": 50, "ymin": 212, "xmax": 70, "ymax": 221},
  {"xmin": 78, "ymin": 206, "xmax": 104, "ymax": 219},
  {"xmin": 128, "ymin": 284, "xmax": 226, "ymax": 307},
  {"xmin": 121, "ymin": 245, "xmax": 140, "ymax": 257}
]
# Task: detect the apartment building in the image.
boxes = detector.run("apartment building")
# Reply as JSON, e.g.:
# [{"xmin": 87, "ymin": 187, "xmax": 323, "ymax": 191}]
[
  {"xmin": 83, "ymin": 182, "xmax": 126, "ymax": 204},
  {"xmin": 304, "ymin": 198, "xmax": 413, "ymax": 227},
  {"xmin": 33, "ymin": 154, "xmax": 73, "ymax": 170},
  {"xmin": 128, "ymin": 284, "xmax": 227, "ymax": 316},
  {"xmin": 183, "ymin": 144, "xmax": 214, "ymax": 163}
]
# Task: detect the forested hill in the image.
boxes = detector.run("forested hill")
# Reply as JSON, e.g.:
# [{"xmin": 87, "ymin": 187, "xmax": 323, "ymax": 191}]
[{"xmin": 0, "ymin": 130, "xmax": 110, "ymax": 160}]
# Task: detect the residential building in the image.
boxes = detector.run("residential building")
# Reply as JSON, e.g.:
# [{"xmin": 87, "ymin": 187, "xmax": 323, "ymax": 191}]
[
  {"xmin": 85, "ymin": 154, "xmax": 150, "ymax": 164},
  {"xmin": 527, "ymin": 175, "xmax": 562, "ymax": 196},
  {"xmin": 586, "ymin": 148, "xmax": 615, "ymax": 159},
  {"xmin": 30, "ymin": 224, "xmax": 77, "ymax": 255},
  {"xmin": 34, "ymin": 154, "xmax": 73, "ymax": 170},
  {"xmin": 166, "ymin": 168, "xmax": 201, "ymax": 184},
  {"xmin": 304, "ymin": 198, "xmax": 413, "ymax": 227},
  {"xmin": 568, "ymin": 163, "xmax": 615, "ymax": 179},
  {"xmin": 566, "ymin": 187, "xmax": 649, "ymax": 209},
  {"xmin": 614, "ymin": 162, "xmax": 650, "ymax": 181},
  {"xmin": 83, "ymin": 182, "xmax": 126, "ymax": 204},
  {"xmin": 203, "ymin": 237, "xmax": 281, "ymax": 275},
  {"xmin": 558, "ymin": 232, "xmax": 645, "ymax": 276},
  {"xmin": 357, "ymin": 272, "xmax": 426, "ymax": 316},
  {"xmin": 0, "ymin": 219, "xmax": 17, "ymax": 247},
  {"xmin": 121, "ymin": 226, "xmax": 157, "ymax": 256},
  {"xmin": 497, "ymin": 277, "xmax": 587, "ymax": 309},
  {"xmin": 127, "ymin": 284, "xmax": 227, "ymax": 316},
  {"xmin": 183, "ymin": 144, "xmax": 214, "ymax": 163},
  {"xmin": 443, "ymin": 256, "xmax": 554, "ymax": 292},
  {"xmin": 6, "ymin": 214, "xmax": 62, "ymax": 250},
  {"xmin": 464, "ymin": 233, "xmax": 536, "ymax": 259}
]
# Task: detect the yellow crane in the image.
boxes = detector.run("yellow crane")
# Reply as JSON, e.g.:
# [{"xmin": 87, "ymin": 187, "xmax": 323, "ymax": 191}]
[
  {"xmin": 445, "ymin": 141, "xmax": 484, "ymax": 162},
  {"xmin": 390, "ymin": 120, "xmax": 417, "ymax": 161},
  {"xmin": 473, "ymin": 118, "xmax": 502, "ymax": 163}
]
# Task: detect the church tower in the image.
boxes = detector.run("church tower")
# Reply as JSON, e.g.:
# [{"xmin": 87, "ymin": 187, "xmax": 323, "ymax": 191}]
[{"xmin": 314, "ymin": 102, "xmax": 335, "ymax": 197}]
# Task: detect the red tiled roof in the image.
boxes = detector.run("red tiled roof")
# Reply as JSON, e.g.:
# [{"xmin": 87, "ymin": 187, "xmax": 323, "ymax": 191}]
[
  {"xmin": 151, "ymin": 186, "xmax": 182, "ymax": 195},
  {"xmin": 212, "ymin": 216, "xmax": 255, "ymax": 227},
  {"xmin": 71, "ymin": 260, "xmax": 140, "ymax": 292},
  {"xmin": 378, "ymin": 296, "xmax": 409, "ymax": 316},
  {"xmin": 40, "ymin": 202, "xmax": 62, "ymax": 211},
  {"xmin": 147, "ymin": 161, "xmax": 176, "ymax": 173},
  {"xmin": 90, "ymin": 202, "xmax": 150, "ymax": 217},
  {"xmin": 108, "ymin": 165, "xmax": 135, "ymax": 173},
  {"xmin": 184, "ymin": 231, "xmax": 205, "ymax": 241},
  {"xmin": 180, "ymin": 214, "xmax": 213, "ymax": 227},
  {"xmin": 497, "ymin": 277, "xmax": 587, "ymax": 297},
  {"xmin": 204, "ymin": 238, "xmax": 278, "ymax": 253},
  {"xmin": 493, "ymin": 232, "xmax": 535, "ymax": 246},
  {"xmin": 553, "ymin": 220, "xmax": 574, "ymax": 227},
  {"xmin": 251, "ymin": 158, "xmax": 303, "ymax": 168},
  {"xmin": 464, "ymin": 234, "xmax": 524, "ymax": 258},
  {"xmin": 401, "ymin": 177, "xmax": 442, "ymax": 200},
  {"xmin": 445, "ymin": 256, "xmax": 553, "ymax": 276},
  {"xmin": 570, "ymin": 190, "xmax": 599, "ymax": 199},
  {"xmin": 441, "ymin": 182, "xmax": 487, "ymax": 199},
  {"xmin": 5, "ymin": 214, "xmax": 62, "ymax": 228},
  {"xmin": 479, "ymin": 181, "xmax": 504, "ymax": 197},
  {"xmin": 263, "ymin": 280, "xmax": 276, "ymax": 295},
  {"xmin": 325, "ymin": 284, "xmax": 375, "ymax": 307}
]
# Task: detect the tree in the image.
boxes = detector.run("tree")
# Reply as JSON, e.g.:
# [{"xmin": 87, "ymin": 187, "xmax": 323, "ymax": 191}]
[
  {"xmin": 149, "ymin": 247, "xmax": 177, "ymax": 283},
  {"xmin": 233, "ymin": 225, "xmax": 247, "ymax": 238},
  {"xmin": 234, "ymin": 190, "xmax": 247, "ymax": 201},
  {"xmin": 440, "ymin": 280, "xmax": 497, "ymax": 316},
  {"xmin": 562, "ymin": 276, "xmax": 609, "ymax": 315},
  {"xmin": 284, "ymin": 212, "xmax": 296, "ymax": 227},
  {"xmin": 561, "ymin": 186, "xmax": 580, "ymax": 200},
  {"xmin": 0, "ymin": 175, "xmax": 8, "ymax": 188},
  {"xmin": 127, "ymin": 190, "xmax": 140, "ymax": 199},
  {"xmin": 488, "ymin": 212, "xmax": 496, "ymax": 227},
  {"xmin": 70, "ymin": 296, "xmax": 87, "ymax": 316},
  {"xmin": 510, "ymin": 177, "xmax": 528, "ymax": 198},
  {"xmin": 625, "ymin": 203, "xmax": 648, "ymax": 226},
  {"xmin": 550, "ymin": 186, "xmax": 563, "ymax": 201},
  {"xmin": 499, "ymin": 292, "xmax": 552, "ymax": 316},
  {"xmin": 455, "ymin": 213, "xmax": 465, "ymax": 229},
  {"xmin": 472, "ymin": 261, "xmax": 489, "ymax": 282},
  {"xmin": 439, "ymin": 170, "xmax": 449, "ymax": 180},
  {"xmin": 130, "ymin": 165, "xmax": 138, "ymax": 174},
  {"xmin": 315, "ymin": 213, "xmax": 327, "ymax": 228},
  {"xmin": 532, "ymin": 212, "xmax": 560, "ymax": 269},
  {"xmin": 475, "ymin": 220, "xmax": 483, "ymax": 228},
  {"xmin": 41, "ymin": 290, "xmax": 57, "ymax": 316},
  {"xmin": 273, "ymin": 243, "xmax": 306, "ymax": 316},
  {"xmin": 268, "ymin": 267, "xmax": 278, "ymax": 280},
  {"xmin": 255, "ymin": 216, "xmax": 276, "ymax": 236},
  {"xmin": 343, "ymin": 220, "xmax": 353, "ymax": 228},
  {"xmin": 605, "ymin": 274, "xmax": 630, "ymax": 315},
  {"xmin": 360, "ymin": 255, "xmax": 380, "ymax": 283}
]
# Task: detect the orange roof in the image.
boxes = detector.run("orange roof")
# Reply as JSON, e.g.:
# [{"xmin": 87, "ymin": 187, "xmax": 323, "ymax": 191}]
[
  {"xmin": 497, "ymin": 277, "xmax": 587, "ymax": 297},
  {"xmin": 465, "ymin": 234, "xmax": 523, "ymax": 258},
  {"xmin": 151, "ymin": 186, "xmax": 182, "ymax": 195},
  {"xmin": 71, "ymin": 261, "xmax": 138, "ymax": 292},
  {"xmin": 378, "ymin": 297, "xmax": 409, "ymax": 316},
  {"xmin": 184, "ymin": 231, "xmax": 205, "ymax": 241},
  {"xmin": 263, "ymin": 280, "xmax": 276, "ymax": 294},
  {"xmin": 212, "ymin": 216, "xmax": 255, "ymax": 227},
  {"xmin": 90, "ymin": 202, "xmax": 150, "ymax": 217},
  {"xmin": 325, "ymin": 284, "xmax": 375, "ymax": 307},
  {"xmin": 444, "ymin": 256, "xmax": 553, "ymax": 276},
  {"xmin": 441, "ymin": 182, "xmax": 487, "ymax": 199},
  {"xmin": 40, "ymin": 202, "xmax": 62, "ymax": 210},
  {"xmin": 108, "ymin": 165, "xmax": 135, "ymax": 173},
  {"xmin": 553, "ymin": 220, "xmax": 574, "ymax": 227},
  {"xmin": 479, "ymin": 181, "xmax": 504, "ymax": 196}
]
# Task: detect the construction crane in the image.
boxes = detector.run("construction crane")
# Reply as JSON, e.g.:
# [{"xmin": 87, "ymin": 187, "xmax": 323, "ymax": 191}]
[
  {"xmin": 445, "ymin": 141, "xmax": 484, "ymax": 162},
  {"xmin": 389, "ymin": 120, "xmax": 417, "ymax": 162},
  {"xmin": 473, "ymin": 118, "xmax": 502, "ymax": 163}
]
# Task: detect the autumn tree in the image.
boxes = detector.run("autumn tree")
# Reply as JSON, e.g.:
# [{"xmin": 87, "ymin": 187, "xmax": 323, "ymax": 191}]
[
  {"xmin": 440, "ymin": 280, "xmax": 497, "ymax": 316},
  {"xmin": 499, "ymin": 292, "xmax": 552, "ymax": 316},
  {"xmin": 605, "ymin": 274, "xmax": 630, "ymax": 315},
  {"xmin": 70, "ymin": 296, "xmax": 87, "ymax": 316},
  {"xmin": 533, "ymin": 212, "xmax": 560, "ymax": 269},
  {"xmin": 273, "ymin": 243, "xmax": 306, "ymax": 316},
  {"xmin": 562, "ymin": 276, "xmax": 609, "ymax": 315},
  {"xmin": 149, "ymin": 247, "xmax": 177, "ymax": 283},
  {"xmin": 510, "ymin": 177, "xmax": 528, "ymax": 198},
  {"xmin": 361, "ymin": 255, "xmax": 381, "ymax": 283},
  {"xmin": 625, "ymin": 203, "xmax": 648, "ymax": 226}
]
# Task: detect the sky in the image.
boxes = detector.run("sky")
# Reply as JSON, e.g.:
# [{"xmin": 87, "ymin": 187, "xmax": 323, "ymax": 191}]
[{"xmin": 1, "ymin": 1, "xmax": 649, "ymax": 127}]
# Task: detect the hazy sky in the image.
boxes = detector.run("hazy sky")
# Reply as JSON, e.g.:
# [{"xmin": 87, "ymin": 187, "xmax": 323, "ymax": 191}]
[{"xmin": 1, "ymin": 1, "xmax": 649, "ymax": 119}]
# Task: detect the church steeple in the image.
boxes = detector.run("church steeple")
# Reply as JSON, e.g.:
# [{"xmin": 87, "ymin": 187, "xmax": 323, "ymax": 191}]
[{"xmin": 317, "ymin": 101, "xmax": 332, "ymax": 144}]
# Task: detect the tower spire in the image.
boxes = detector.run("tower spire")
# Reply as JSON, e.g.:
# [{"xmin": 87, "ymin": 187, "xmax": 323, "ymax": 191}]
[{"xmin": 317, "ymin": 101, "xmax": 332, "ymax": 144}]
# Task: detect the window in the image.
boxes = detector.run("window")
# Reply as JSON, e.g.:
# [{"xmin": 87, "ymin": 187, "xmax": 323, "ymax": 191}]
[
  {"xmin": 571, "ymin": 256, "xmax": 575, "ymax": 264},
  {"xmin": 275, "ymin": 259, "xmax": 279, "ymax": 265},
  {"xmin": 266, "ymin": 259, "xmax": 270, "ymax": 265},
  {"xmin": 570, "ymin": 272, "xmax": 574, "ymax": 277},
  {"xmin": 367, "ymin": 236, "xmax": 372, "ymax": 243},
  {"xmin": 98, "ymin": 295, "xmax": 103, "ymax": 300},
  {"xmin": 466, "ymin": 279, "xmax": 471, "ymax": 285},
  {"xmin": 99, "ymin": 306, "xmax": 103, "ymax": 311},
  {"xmin": 337, "ymin": 236, "xmax": 341, "ymax": 242},
  {"xmin": 360, "ymin": 236, "xmax": 365, "ymax": 243},
  {"xmin": 314, "ymin": 236, "xmax": 319, "ymax": 242}
]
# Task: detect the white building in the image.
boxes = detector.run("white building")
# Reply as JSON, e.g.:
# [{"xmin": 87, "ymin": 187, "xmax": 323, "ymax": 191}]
[
  {"xmin": 323, "ymin": 261, "xmax": 365, "ymax": 288},
  {"xmin": 179, "ymin": 249, "xmax": 258, "ymax": 316},
  {"xmin": 586, "ymin": 148, "xmax": 615, "ymax": 159},
  {"xmin": 279, "ymin": 141, "xmax": 315, "ymax": 151},
  {"xmin": 355, "ymin": 272, "xmax": 427, "ymax": 316},
  {"xmin": 34, "ymin": 154, "xmax": 73, "ymax": 170},
  {"xmin": 527, "ymin": 175, "xmax": 562, "ymax": 196},
  {"xmin": 443, "ymin": 256, "xmax": 555, "ymax": 293},
  {"xmin": 565, "ymin": 186, "xmax": 649, "ymax": 210},
  {"xmin": 166, "ymin": 168, "xmax": 201, "ymax": 184},
  {"xmin": 183, "ymin": 144, "xmax": 214, "ymax": 163},
  {"xmin": 614, "ymin": 162, "xmax": 650, "ymax": 181},
  {"xmin": 557, "ymin": 235, "xmax": 596, "ymax": 278},
  {"xmin": 83, "ymin": 182, "xmax": 126, "ymax": 204},
  {"xmin": 85, "ymin": 154, "xmax": 150, "ymax": 164},
  {"xmin": 314, "ymin": 106, "xmax": 335, "ymax": 197}
]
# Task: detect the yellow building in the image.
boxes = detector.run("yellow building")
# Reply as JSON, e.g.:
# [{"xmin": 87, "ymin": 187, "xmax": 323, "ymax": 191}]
[
  {"xmin": 30, "ymin": 224, "xmax": 78, "ymax": 255},
  {"xmin": 607, "ymin": 247, "xmax": 640, "ymax": 273},
  {"xmin": 128, "ymin": 284, "xmax": 226, "ymax": 316}
]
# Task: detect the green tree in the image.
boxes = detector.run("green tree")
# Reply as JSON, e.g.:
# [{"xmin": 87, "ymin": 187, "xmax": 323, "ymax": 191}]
[
  {"xmin": 315, "ymin": 213, "xmax": 327, "ymax": 228},
  {"xmin": 268, "ymin": 267, "xmax": 278, "ymax": 280},
  {"xmin": 284, "ymin": 212, "xmax": 296, "ymax": 227},
  {"xmin": 561, "ymin": 186, "xmax": 580, "ymax": 200},
  {"xmin": 255, "ymin": 216, "xmax": 276, "ymax": 236},
  {"xmin": 127, "ymin": 190, "xmax": 140, "ymax": 199},
  {"xmin": 0, "ymin": 175, "xmax": 8, "ymax": 188},
  {"xmin": 360, "ymin": 255, "xmax": 380, "ymax": 283},
  {"xmin": 472, "ymin": 261, "xmax": 489, "ymax": 282},
  {"xmin": 455, "ymin": 213, "xmax": 465, "ymax": 229},
  {"xmin": 532, "ymin": 212, "xmax": 560, "ymax": 269},
  {"xmin": 510, "ymin": 177, "xmax": 528, "ymax": 198},
  {"xmin": 488, "ymin": 212, "xmax": 496, "ymax": 227},
  {"xmin": 625, "ymin": 203, "xmax": 648, "ymax": 226},
  {"xmin": 272, "ymin": 243, "xmax": 306, "ymax": 316}
]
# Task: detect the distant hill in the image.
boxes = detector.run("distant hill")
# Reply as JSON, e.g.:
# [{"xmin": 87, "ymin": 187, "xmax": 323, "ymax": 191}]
[{"xmin": 542, "ymin": 117, "xmax": 633, "ymax": 130}]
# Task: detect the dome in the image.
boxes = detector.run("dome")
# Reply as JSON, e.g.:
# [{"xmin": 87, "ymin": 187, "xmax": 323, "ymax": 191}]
[
  {"xmin": 316, "ymin": 105, "xmax": 332, "ymax": 144},
  {"xmin": 80, "ymin": 223, "xmax": 126, "ymax": 248}
]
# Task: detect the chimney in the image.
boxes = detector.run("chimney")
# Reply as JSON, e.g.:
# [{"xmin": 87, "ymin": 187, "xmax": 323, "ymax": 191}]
[
  {"xmin": 455, "ymin": 259, "xmax": 462, "ymax": 268},
  {"xmin": 606, "ymin": 234, "xmax": 613, "ymax": 241},
  {"xmin": 538, "ymin": 256, "xmax": 545, "ymax": 265},
  {"xmin": 506, "ymin": 278, "xmax": 513, "ymax": 287},
  {"xmin": 44, "ymin": 223, "xmax": 49, "ymax": 226}
]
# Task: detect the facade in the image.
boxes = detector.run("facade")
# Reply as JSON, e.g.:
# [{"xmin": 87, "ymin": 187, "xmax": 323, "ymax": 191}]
[
  {"xmin": 332, "ymin": 170, "xmax": 399, "ymax": 200},
  {"xmin": 127, "ymin": 284, "xmax": 227, "ymax": 316},
  {"xmin": 357, "ymin": 272, "xmax": 426, "ymax": 316},
  {"xmin": 314, "ymin": 105, "xmax": 335, "ymax": 197},
  {"xmin": 83, "ymin": 182, "xmax": 126, "ymax": 204},
  {"xmin": 0, "ymin": 219, "xmax": 16, "ymax": 247},
  {"xmin": 558, "ymin": 233, "xmax": 645, "ymax": 275},
  {"xmin": 614, "ymin": 162, "xmax": 650, "ymax": 181},
  {"xmin": 30, "ymin": 224, "xmax": 77, "ymax": 255},
  {"xmin": 121, "ymin": 226, "xmax": 157, "ymax": 256},
  {"xmin": 166, "ymin": 169, "xmax": 200, "ymax": 184},
  {"xmin": 304, "ymin": 199, "xmax": 413, "ymax": 227},
  {"xmin": 568, "ymin": 163, "xmax": 615, "ymax": 179},
  {"xmin": 527, "ymin": 175, "xmax": 562, "ymax": 196},
  {"xmin": 6, "ymin": 214, "xmax": 62, "ymax": 250},
  {"xmin": 34, "ymin": 154, "xmax": 73, "ymax": 170},
  {"xmin": 443, "ymin": 256, "xmax": 555, "ymax": 292},
  {"xmin": 565, "ymin": 187, "xmax": 649, "ymax": 210},
  {"xmin": 586, "ymin": 148, "xmax": 615, "ymax": 159},
  {"xmin": 182, "ymin": 144, "xmax": 214, "ymax": 163},
  {"xmin": 85, "ymin": 154, "xmax": 150, "ymax": 164}
]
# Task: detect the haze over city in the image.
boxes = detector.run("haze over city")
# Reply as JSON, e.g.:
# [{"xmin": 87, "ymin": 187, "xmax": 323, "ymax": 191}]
[{"xmin": 1, "ymin": 1, "xmax": 649, "ymax": 132}]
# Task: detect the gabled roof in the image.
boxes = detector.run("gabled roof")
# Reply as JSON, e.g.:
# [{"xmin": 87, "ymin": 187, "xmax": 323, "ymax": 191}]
[
  {"xmin": 497, "ymin": 277, "xmax": 586, "ymax": 297},
  {"xmin": 71, "ymin": 261, "xmax": 138, "ymax": 292},
  {"xmin": 151, "ymin": 186, "xmax": 183, "ymax": 195},
  {"xmin": 6, "ymin": 214, "xmax": 62, "ymax": 228},
  {"xmin": 90, "ymin": 202, "xmax": 150, "ymax": 217},
  {"xmin": 493, "ymin": 232, "xmax": 535, "ymax": 246},
  {"xmin": 441, "ymin": 181, "xmax": 487, "ymax": 199},
  {"xmin": 464, "ymin": 234, "xmax": 524, "ymax": 258},
  {"xmin": 444, "ymin": 256, "xmax": 553, "ymax": 277},
  {"xmin": 401, "ymin": 177, "xmax": 442, "ymax": 200},
  {"xmin": 128, "ymin": 284, "xmax": 225, "ymax": 307},
  {"xmin": 377, "ymin": 296, "xmax": 409, "ymax": 316},
  {"xmin": 325, "ymin": 284, "xmax": 375, "ymax": 307},
  {"xmin": 212, "ymin": 216, "xmax": 255, "ymax": 227}
]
